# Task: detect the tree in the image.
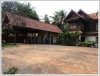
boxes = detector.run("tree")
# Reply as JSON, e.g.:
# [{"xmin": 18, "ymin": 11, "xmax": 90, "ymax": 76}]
[
  {"xmin": 2, "ymin": 2, "xmax": 40, "ymax": 20},
  {"xmin": 43, "ymin": 14, "xmax": 50, "ymax": 24},
  {"xmin": 2, "ymin": 2, "xmax": 18, "ymax": 19},
  {"xmin": 17, "ymin": 3, "xmax": 39, "ymax": 20},
  {"xmin": 51, "ymin": 10, "xmax": 67, "ymax": 30}
]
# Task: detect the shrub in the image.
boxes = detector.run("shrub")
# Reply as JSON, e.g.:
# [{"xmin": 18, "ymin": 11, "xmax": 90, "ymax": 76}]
[
  {"xmin": 80, "ymin": 41, "xmax": 94, "ymax": 47},
  {"xmin": 3, "ymin": 66, "xmax": 18, "ymax": 74},
  {"xmin": 58, "ymin": 31, "xmax": 81, "ymax": 46}
]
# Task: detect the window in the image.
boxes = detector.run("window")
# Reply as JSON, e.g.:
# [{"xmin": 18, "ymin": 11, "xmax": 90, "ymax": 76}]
[
  {"xmin": 96, "ymin": 23, "xmax": 98, "ymax": 31},
  {"xmin": 70, "ymin": 23, "xmax": 76, "ymax": 28}
]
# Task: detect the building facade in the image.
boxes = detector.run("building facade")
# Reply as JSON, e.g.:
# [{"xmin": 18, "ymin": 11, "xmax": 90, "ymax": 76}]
[
  {"xmin": 2, "ymin": 12, "xmax": 62, "ymax": 44},
  {"xmin": 64, "ymin": 9, "xmax": 98, "ymax": 43}
]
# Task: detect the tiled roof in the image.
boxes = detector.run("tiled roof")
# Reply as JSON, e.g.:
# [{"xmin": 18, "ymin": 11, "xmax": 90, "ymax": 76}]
[
  {"xmin": 88, "ymin": 12, "xmax": 98, "ymax": 20},
  {"xmin": 6, "ymin": 12, "xmax": 62, "ymax": 33},
  {"xmin": 64, "ymin": 10, "xmax": 98, "ymax": 22}
]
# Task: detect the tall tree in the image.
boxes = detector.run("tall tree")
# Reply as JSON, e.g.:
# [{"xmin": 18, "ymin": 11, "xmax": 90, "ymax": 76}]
[
  {"xmin": 2, "ymin": 2, "xmax": 39, "ymax": 20},
  {"xmin": 2, "ymin": 2, "xmax": 18, "ymax": 19},
  {"xmin": 17, "ymin": 3, "xmax": 39, "ymax": 20},
  {"xmin": 43, "ymin": 14, "xmax": 50, "ymax": 24},
  {"xmin": 51, "ymin": 10, "xmax": 67, "ymax": 31}
]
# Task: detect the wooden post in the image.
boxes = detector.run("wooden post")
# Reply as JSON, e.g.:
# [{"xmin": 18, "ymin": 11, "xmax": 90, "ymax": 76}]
[
  {"xmin": 43, "ymin": 33, "xmax": 46, "ymax": 44},
  {"xmin": 14, "ymin": 31, "xmax": 16, "ymax": 45},
  {"xmin": 50, "ymin": 34, "xmax": 51, "ymax": 44}
]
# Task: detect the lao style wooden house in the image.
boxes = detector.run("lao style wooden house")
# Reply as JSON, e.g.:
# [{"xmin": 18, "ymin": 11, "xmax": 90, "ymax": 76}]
[
  {"xmin": 64, "ymin": 9, "xmax": 98, "ymax": 43},
  {"xmin": 2, "ymin": 12, "xmax": 62, "ymax": 44}
]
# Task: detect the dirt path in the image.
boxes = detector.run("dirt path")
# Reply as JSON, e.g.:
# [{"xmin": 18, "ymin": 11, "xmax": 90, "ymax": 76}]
[{"xmin": 2, "ymin": 44, "xmax": 98, "ymax": 74}]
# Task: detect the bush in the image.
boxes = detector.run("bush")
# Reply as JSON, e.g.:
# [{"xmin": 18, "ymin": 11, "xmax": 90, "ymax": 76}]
[
  {"xmin": 58, "ymin": 31, "xmax": 81, "ymax": 46},
  {"xmin": 80, "ymin": 41, "xmax": 94, "ymax": 47},
  {"xmin": 3, "ymin": 66, "xmax": 18, "ymax": 74}
]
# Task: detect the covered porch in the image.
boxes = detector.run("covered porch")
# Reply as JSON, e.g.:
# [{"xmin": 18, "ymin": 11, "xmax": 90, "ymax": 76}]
[
  {"xmin": 2, "ymin": 12, "xmax": 61, "ymax": 44},
  {"xmin": 3, "ymin": 25, "xmax": 58, "ymax": 44}
]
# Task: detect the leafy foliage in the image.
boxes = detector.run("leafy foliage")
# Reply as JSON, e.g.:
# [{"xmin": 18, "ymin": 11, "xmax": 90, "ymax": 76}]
[
  {"xmin": 43, "ymin": 14, "xmax": 50, "ymax": 24},
  {"xmin": 2, "ymin": 1, "xmax": 39, "ymax": 20},
  {"xmin": 58, "ymin": 31, "xmax": 82, "ymax": 46},
  {"xmin": 3, "ymin": 66, "xmax": 18, "ymax": 74},
  {"xmin": 80, "ymin": 41, "xmax": 95, "ymax": 47},
  {"xmin": 51, "ymin": 10, "xmax": 67, "ymax": 30}
]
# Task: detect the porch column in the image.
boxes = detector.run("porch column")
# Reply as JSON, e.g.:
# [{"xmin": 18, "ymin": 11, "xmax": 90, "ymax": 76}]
[
  {"xmin": 13, "ymin": 31, "xmax": 17, "ymax": 44},
  {"xmin": 49, "ymin": 34, "xmax": 51, "ymax": 44},
  {"xmin": 78, "ymin": 35, "xmax": 81, "ymax": 44},
  {"xmin": 52, "ymin": 35, "xmax": 57, "ymax": 44},
  {"xmin": 79, "ymin": 35, "xmax": 81, "ymax": 41},
  {"xmin": 43, "ymin": 33, "xmax": 46, "ymax": 44}
]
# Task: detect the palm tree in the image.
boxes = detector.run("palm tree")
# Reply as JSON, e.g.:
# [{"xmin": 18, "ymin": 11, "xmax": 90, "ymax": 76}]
[{"xmin": 51, "ymin": 10, "xmax": 67, "ymax": 31}]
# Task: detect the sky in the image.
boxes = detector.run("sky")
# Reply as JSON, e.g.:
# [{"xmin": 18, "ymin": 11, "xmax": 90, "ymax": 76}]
[{"xmin": 20, "ymin": 1, "xmax": 99, "ymax": 20}]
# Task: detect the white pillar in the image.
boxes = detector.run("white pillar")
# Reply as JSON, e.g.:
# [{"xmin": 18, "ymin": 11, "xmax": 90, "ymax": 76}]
[{"xmin": 53, "ymin": 35, "xmax": 57, "ymax": 44}]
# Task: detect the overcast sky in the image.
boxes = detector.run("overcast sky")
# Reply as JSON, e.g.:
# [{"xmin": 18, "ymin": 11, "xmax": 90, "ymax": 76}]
[{"xmin": 20, "ymin": 1, "xmax": 99, "ymax": 20}]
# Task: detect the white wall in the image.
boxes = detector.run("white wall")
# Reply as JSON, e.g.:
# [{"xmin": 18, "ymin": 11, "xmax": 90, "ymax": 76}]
[
  {"xmin": 53, "ymin": 35, "xmax": 57, "ymax": 44},
  {"xmin": 85, "ymin": 36, "xmax": 96, "ymax": 41}
]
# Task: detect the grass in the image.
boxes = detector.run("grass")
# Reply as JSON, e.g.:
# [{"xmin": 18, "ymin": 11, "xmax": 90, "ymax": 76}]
[{"xmin": 2, "ymin": 43, "xmax": 17, "ymax": 48}]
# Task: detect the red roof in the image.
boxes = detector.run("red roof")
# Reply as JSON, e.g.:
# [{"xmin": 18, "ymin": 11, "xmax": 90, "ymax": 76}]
[
  {"xmin": 88, "ymin": 12, "xmax": 98, "ymax": 20},
  {"xmin": 6, "ymin": 12, "xmax": 62, "ymax": 33}
]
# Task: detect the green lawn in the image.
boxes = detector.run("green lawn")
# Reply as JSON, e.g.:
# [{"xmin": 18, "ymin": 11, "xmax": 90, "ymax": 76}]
[{"xmin": 2, "ymin": 43, "xmax": 16, "ymax": 48}]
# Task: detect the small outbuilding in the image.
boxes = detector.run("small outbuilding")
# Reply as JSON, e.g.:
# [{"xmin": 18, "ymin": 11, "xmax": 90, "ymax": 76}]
[{"xmin": 2, "ymin": 12, "xmax": 62, "ymax": 44}]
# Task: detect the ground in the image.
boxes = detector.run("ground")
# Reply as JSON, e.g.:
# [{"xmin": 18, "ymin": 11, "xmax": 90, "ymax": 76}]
[{"xmin": 2, "ymin": 44, "xmax": 98, "ymax": 74}]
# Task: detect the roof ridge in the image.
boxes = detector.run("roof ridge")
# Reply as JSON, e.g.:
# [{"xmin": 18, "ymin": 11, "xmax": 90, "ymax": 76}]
[
  {"xmin": 6, "ymin": 12, "xmax": 58, "ymax": 27},
  {"xmin": 5, "ymin": 12, "xmax": 62, "ymax": 33}
]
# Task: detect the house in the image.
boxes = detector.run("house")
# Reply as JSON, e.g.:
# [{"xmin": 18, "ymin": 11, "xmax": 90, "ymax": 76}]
[
  {"xmin": 64, "ymin": 9, "xmax": 98, "ymax": 43},
  {"xmin": 2, "ymin": 12, "xmax": 62, "ymax": 44}
]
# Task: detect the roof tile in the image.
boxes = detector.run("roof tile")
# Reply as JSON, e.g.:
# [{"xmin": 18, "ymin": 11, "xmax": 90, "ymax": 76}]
[{"xmin": 6, "ymin": 12, "xmax": 62, "ymax": 33}]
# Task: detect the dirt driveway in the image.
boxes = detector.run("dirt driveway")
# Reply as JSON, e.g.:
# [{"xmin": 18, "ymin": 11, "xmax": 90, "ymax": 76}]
[{"xmin": 2, "ymin": 44, "xmax": 98, "ymax": 74}]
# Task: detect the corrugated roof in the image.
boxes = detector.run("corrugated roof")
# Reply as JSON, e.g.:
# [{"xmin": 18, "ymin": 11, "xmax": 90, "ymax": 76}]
[{"xmin": 6, "ymin": 12, "xmax": 62, "ymax": 33}]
